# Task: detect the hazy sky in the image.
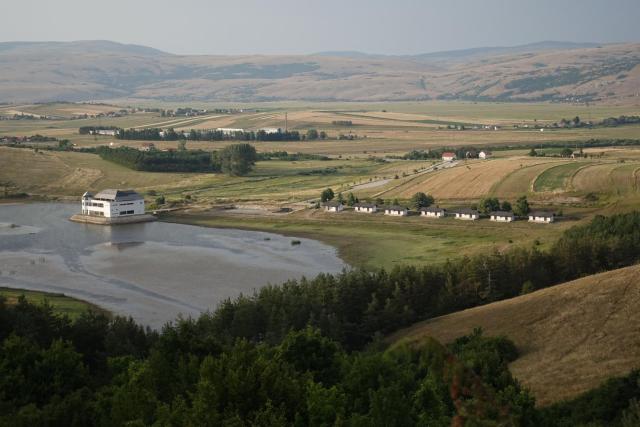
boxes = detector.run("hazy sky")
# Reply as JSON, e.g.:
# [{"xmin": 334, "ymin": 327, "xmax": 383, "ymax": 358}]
[{"xmin": 3, "ymin": 0, "xmax": 639, "ymax": 55}]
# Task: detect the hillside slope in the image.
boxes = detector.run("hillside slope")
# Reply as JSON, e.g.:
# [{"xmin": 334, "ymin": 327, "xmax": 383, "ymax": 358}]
[
  {"xmin": 390, "ymin": 265, "xmax": 640, "ymax": 406},
  {"xmin": 0, "ymin": 40, "xmax": 639, "ymax": 104}
]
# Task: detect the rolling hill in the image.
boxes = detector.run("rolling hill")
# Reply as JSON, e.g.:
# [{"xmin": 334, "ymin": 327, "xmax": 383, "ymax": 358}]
[
  {"xmin": 0, "ymin": 40, "xmax": 639, "ymax": 104},
  {"xmin": 389, "ymin": 265, "xmax": 640, "ymax": 406}
]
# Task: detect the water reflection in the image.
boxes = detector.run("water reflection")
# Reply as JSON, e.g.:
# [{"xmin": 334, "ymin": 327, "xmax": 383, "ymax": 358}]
[{"xmin": 0, "ymin": 203, "xmax": 345, "ymax": 327}]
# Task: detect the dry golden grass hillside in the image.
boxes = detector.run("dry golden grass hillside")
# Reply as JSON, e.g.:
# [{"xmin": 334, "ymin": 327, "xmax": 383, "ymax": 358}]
[
  {"xmin": 1, "ymin": 40, "xmax": 639, "ymax": 104},
  {"xmin": 389, "ymin": 265, "xmax": 640, "ymax": 406}
]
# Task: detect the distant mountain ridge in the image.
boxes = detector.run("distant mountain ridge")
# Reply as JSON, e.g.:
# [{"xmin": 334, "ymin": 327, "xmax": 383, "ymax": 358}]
[
  {"xmin": 313, "ymin": 41, "xmax": 602, "ymax": 60},
  {"xmin": 0, "ymin": 40, "xmax": 169, "ymax": 56},
  {"xmin": 0, "ymin": 40, "xmax": 638, "ymax": 104}
]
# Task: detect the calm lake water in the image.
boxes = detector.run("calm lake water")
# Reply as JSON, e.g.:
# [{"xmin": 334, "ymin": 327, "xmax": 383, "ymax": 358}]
[{"xmin": 0, "ymin": 203, "xmax": 345, "ymax": 327}]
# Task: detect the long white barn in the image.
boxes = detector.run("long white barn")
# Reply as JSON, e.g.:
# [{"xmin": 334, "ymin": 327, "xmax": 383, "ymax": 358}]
[{"xmin": 82, "ymin": 189, "xmax": 145, "ymax": 218}]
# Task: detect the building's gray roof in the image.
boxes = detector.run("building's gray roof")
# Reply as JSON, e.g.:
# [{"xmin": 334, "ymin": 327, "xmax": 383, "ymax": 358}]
[
  {"xmin": 491, "ymin": 211, "xmax": 514, "ymax": 217},
  {"xmin": 420, "ymin": 206, "xmax": 445, "ymax": 213},
  {"xmin": 323, "ymin": 201, "xmax": 343, "ymax": 207},
  {"xmin": 82, "ymin": 191, "xmax": 93, "ymax": 199},
  {"xmin": 454, "ymin": 208, "xmax": 479, "ymax": 215},
  {"xmin": 385, "ymin": 205, "xmax": 408, "ymax": 211},
  {"xmin": 529, "ymin": 211, "xmax": 555, "ymax": 218},
  {"xmin": 354, "ymin": 203, "xmax": 377, "ymax": 208},
  {"xmin": 93, "ymin": 189, "xmax": 143, "ymax": 202}
]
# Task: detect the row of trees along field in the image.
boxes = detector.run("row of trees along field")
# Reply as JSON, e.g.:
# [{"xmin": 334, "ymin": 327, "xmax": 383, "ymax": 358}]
[
  {"xmin": 398, "ymin": 139, "xmax": 640, "ymax": 160},
  {"xmin": 4, "ymin": 211, "xmax": 640, "ymax": 425},
  {"xmin": 114, "ymin": 128, "xmax": 304, "ymax": 142},
  {"xmin": 96, "ymin": 144, "xmax": 257, "ymax": 176}
]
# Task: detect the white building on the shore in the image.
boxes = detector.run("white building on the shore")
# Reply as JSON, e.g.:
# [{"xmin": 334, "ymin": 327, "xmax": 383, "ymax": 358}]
[
  {"xmin": 529, "ymin": 211, "xmax": 555, "ymax": 223},
  {"xmin": 454, "ymin": 208, "xmax": 480, "ymax": 220},
  {"xmin": 354, "ymin": 203, "xmax": 377, "ymax": 213},
  {"xmin": 323, "ymin": 201, "xmax": 344, "ymax": 212},
  {"xmin": 490, "ymin": 211, "xmax": 515, "ymax": 222},
  {"xmin": 81, "ymin": 189, "xmax": 145, "ymax": 218},
  {"xmin": 420, "ymin": 207, "xmax": 446, "ymax": 218},
  {"xmin": 384, "ymin": 206, "xmax": 408, "ymax": 216}
]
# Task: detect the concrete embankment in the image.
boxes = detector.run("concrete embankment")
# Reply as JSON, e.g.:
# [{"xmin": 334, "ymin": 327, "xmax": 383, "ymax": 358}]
[{"xmin": 69, "ymin": 214, "xmax": 157, "ymax": 225}]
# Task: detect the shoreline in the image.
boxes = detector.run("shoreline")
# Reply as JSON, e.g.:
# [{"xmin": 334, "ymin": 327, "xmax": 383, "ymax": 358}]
[
  {"xmin": 1, "ymin": 202, "xmax": 346, "ymax": 327},
  {"xmin": 69, "ymin": 213, "xmax": 157, "ymax": 225},
  {"xmin": 0, "ymin": 286, "xmax": 111, "ymax": 319}
]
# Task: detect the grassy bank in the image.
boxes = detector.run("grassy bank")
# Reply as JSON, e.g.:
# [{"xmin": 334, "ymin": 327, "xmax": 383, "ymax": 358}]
[
  {"xmin": 165, "ymin": 209, "xmax": 569, "ymax": 269},
  {"xmin": 0, "ymin": 287, "xmax": 109, "ymax": 320}
]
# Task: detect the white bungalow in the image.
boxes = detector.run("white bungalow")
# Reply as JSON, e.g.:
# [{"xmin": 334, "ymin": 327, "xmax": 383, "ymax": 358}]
[
  {"xmin": 454, "ymin": 208, "xmax": 479, "ymax": 220},
  {"xmin": 490, "ymin": 211, "xmax": 515, "ymax": 222},
  {"xmin": 442, "ymin": 152, "xmax": 457, "ymax": 162},
  {"xmin": 384, "ymin": 206, "xmax": 408, "ymax": 216},
  {"xmin": 354, "ymin": 203, "xmax": 377, "ymax": 213},
  {"xmin": 81, "ymin": 189, "xmax": 145, "ymax": 218},
  {"xmin": 323, "ymin": 201, "xmax": 344, "ymax": 213},
  {"xmin": 479, "ymin": 150, "xmax": 492, "ymax": 159},
  {"xmin": 420, "ymin": 207, "xmax": 446, "ymax": 218},
  {"xmin": 529, "ymin": 211, "xmax": 555, "ymax": 223}
]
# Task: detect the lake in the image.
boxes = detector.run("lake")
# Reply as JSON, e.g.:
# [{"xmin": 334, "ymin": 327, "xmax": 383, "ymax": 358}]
[{"xmin": 0, "ymin": 203, "xmax": 345, "ymax": 327}]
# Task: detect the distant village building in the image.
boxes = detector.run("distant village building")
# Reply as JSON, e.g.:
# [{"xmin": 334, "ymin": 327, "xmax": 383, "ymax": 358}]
[
  {"xmin": 479, "ymin": 151, "xmax": 492, "ymax": 159},
  {"xmin": 384, "ymin": 206, "xmax": 408, "ymax": 216},
  {"xmin": 529, "ymin": 211, "xmax": 555, "ymax": 223},
  {"xmin": 420, "ymin": 207, "xmax": 446, "ymax": 218},
  {"xmin": 454, "ymin": 208, "xmax": 479, "ymax": 220},
  {"xmin": 88, "ymin": 129, "xmax": 116, "ymax": 136},
  {"xmin": 260, "ymin": 128, "xmax": 280, "ymax": 134},
  {"xmin": 442, "ymin": 152, "xmax": 457, "ymax": 161},
  {"xmin": 81, "ymin": 189, "xmax": 145, "ymax": 218},
  {"xmin": 354, "ymin": 203, "xmax": 377, "ymax": 213},
  {"xmin": 217, "ymin": 128, "xmax": 244, "ymax": 135},
  {"xmin": 323, "ymin": 201, "xmax": 344, "ymax": 213},
  {"xmin": 490, "ymin": 211, "xmax": 514, "ymax": 222},
  {"xmin": 140, "ymin": 142, "xmax": 156, "ymax": 151}
]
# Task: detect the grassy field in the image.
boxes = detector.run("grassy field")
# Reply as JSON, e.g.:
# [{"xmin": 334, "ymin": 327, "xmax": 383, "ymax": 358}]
[
  {"xmin": 4, "ymin": 101, "xmax": 640, "ymax": 158},
  {"xmin": 3, "ymin": 100, "xmax": 640, "ymax": 271},
  {"xmin": 388, "ymin": 265, "xmax": 640, "ymax": 406},
  {"xmin": 533, "ymin": 161, "xmax": 590, "ymax": 192},
  {"xmin": 0, "ymin": 147, "xmax": 388, "ymax": 202},
  {"xmin": 0, "ymin": 287, "xmax": 109, "ymax": 320},
  {"xmin": 387, "ymin": 157, "xmax": 555, "ymax": 199},
  {"xmin": 108, "ymin": 100, "xmax": 640, "ymax": 122},
  {"xmin": 167, "ymin": 209, "xmax": 571, "ymax": 269}
]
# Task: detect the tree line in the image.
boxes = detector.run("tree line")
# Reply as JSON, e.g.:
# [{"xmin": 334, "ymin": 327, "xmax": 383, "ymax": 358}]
[
  {"xmin": 198, "ymin": 211, "xmax": 640, "ymax": 350},
  {"xmin": 4, "ymin": 211, "xmax": 640, "ymax": 424},
  {"xmin": 0, "ymin": 297, "xmax": 540, "ymax": 426},
  {"xmin": 114, "ymin": 128, "xmax": 303, "ymax": 142},
  {"xmin": 96, "ymin": 144, "xmax": 258, "ymax": 176},
  {"xmin": 96, "ymin": 146, "xmax": 219, "ymax": 173},
  {"xmin": 256, "ymin": 151, "xmax": 330, "ymax": 161},
  {"xmin": 396, "ymin": 139, "xmax": 640, "ymax": 161}
]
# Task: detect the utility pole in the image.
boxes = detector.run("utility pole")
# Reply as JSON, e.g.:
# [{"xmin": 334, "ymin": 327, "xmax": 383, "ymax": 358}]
[{"xmin": 285, "ymin": 112, "xmax": 288, "ymax": 133}]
